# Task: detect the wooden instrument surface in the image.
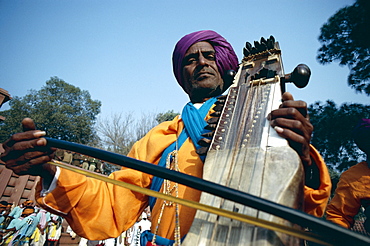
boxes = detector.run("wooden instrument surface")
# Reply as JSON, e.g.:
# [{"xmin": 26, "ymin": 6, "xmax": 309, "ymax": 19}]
[{"xmin": 183, "ymin": 38, "xmax": 304, "ymax": 246}]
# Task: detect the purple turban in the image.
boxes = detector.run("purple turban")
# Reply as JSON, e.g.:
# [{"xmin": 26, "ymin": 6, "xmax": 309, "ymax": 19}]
[
  {"xmin": 353, "ymin": 118, "xmax": 370, "ymax": 153},
  {"xmin": 172, "ymin": 30, "xmax": 239, "ymax": 89}
]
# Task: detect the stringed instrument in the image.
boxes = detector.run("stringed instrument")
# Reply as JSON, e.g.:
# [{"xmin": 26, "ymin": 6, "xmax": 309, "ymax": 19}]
[{"xmin": 182, "ymin": 36, "xmax": 310, "ymax": 246}]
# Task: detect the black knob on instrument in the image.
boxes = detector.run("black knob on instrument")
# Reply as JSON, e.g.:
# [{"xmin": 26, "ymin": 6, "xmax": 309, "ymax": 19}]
[
  {"xmin": 225, "ymin": 69, "xmax": 236, "ymax": 78},
  {"xmin": 283, "ymin": 64, "xmax": 311, "ymax": 88}
]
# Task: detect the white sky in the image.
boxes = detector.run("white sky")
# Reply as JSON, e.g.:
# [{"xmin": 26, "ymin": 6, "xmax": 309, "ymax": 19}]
[{"xmin": 0, "ymin": 0, "xmax": 368, "ymax": 120}]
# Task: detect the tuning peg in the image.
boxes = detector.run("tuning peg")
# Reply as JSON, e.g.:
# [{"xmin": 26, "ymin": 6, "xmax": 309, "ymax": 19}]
[
  {"xmin": 268, "ymin": 35, "xmax": 275, "ymax": 44},
  {"xmin": 225, "ymin": 69, "xmax": 236, "ymax": 80},
  {"xmin": 196, "ymin": 146, "xmax": 209, "ymax": 155},
  {"xmin": 245, "ymin": 42, "xmax": 252, "ymax": 51},
  {"xmin": 201, "ymin": 132, "xmax": 214, "ymax": 138},
  {"xmin": 243, "ymin": 47, "xmax": 250, "ymax": 57},
  {"xmin": 260, "ymin": 37, "xmax": 267, "ymax": 45},
  {"xmin": 207, "ymin": 117, "xmax": 219, "ymax": 124},
  {"xmin": 250, "ymin": 47, "xmax": 258, "ymax": 54},
  {"xmin": 266, "ymin": 36, "xmax": 275, "ymax": 49},
  {"xmin": 198, "ymin": 138, "xmax": 211, "ymax": 147},
  {"xmin": 205, "ymin": 124, "xmax": 217, "ymax": 130},
  {"xmin": 210, "ymin": 112, "xmax": 221, "ymax": 117},
  {"xmin": 281, "ymin": 64, "xmax": 311, "ymax": 93},
  {"xmin": 213, "ymin": 104, "xmax": 224, "ymax": 112}
]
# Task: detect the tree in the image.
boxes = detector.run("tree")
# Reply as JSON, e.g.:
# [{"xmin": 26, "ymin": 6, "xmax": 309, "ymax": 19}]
[
  {"xmin": 308, "ymin": 100, "xmax": 370, "ymax": 171},
  {"xmin": 96, "ymin": 110, "xmax": 178, "ymax": 175},
  {"xmin": 96, "ymin": 110, "xmax": 180, "ymax": 155},
  {"xmin": 96, "ymin": 112, "xmax": 136, "ymax": 155},
  {"xmin": 156, "ymin": 110, "xmax": 179, "ymax": 124},
  {"xmin": 135, "ymin": 112, "xmax": 159, "ymax": 142},
  {"xmin": 317, "ymin": 0, "xmax": 370, "ymax": 95},
  {"xmin": 0, "ymin": 77, "xmax": 101, "ymax": 144}
]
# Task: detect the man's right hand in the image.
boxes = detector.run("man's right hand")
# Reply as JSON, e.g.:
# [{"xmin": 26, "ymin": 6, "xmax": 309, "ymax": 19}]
[{"xmin": 0, "ymin": 118, "xmax": 56, "ymax": 183}]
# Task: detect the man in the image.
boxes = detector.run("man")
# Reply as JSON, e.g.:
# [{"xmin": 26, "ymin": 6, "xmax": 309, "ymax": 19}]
[
  {"xmin": 7, "ymin": 200, "xmax": 34, "ymax": 221},
  {"xmin": 30, "ymin": 208, "xmax": 50, "ymax": 246},
  {"xmin": 0, "ymin": 30, "xmax": 331, "ymax": 245},
  {"xmin": 326, "ymin": 118, "xmax": 370, "ymax": 232}
]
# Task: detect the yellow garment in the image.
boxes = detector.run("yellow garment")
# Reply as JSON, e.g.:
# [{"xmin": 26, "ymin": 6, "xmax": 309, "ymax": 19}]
[
  {"xmin": 304, "ymin": 146, "xmax": 332, "ymax": 217},
  {"xmin": 36, "ymin": 114, "xmax": 331, "ymax": 240},
  {"xmin": 326, "ymin": 161, "xmax": 370, "ymax": 228},
  {"xmin": 31, "ymin": 227, "xmax": 40, "ymax": 241}
]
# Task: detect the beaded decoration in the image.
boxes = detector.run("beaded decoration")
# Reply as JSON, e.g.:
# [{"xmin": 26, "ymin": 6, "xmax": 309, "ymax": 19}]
[{"xmin": 151, "ymin": 149, "xmax": 181, "ymax": 246}]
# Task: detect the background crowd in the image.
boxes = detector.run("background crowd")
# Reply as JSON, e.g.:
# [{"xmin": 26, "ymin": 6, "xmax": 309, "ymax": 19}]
[
  {"xmin": 54, "ymin": 149, "xmax": 106, "ymax": 174},
  {"xmin": 0, "ymin": 199, "xmax": 151, "ymax": 246},
  {"xmin": 0, "ymin": 199, "xmax": 63, "ymax": 246}
]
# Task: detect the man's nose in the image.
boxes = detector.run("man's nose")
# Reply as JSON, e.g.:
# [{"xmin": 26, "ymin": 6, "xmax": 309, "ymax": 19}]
[{"xmin": 198, "ymin": 54, "xmax": 207, "ymax": 66}]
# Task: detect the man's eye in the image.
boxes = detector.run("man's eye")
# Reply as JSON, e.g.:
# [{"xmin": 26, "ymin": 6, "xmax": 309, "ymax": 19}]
[
  {"xmin": 186, "ymin": 58, "xmax": 196, "ymax": 64},
  {"xmin": 207, "ymin": 55, "xmax": 215, "ymax": 60}
]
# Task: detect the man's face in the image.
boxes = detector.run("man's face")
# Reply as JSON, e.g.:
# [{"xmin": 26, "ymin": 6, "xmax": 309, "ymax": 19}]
[{"xmin": 182, "ymin": 41, "xmax": 224, "ymax": 103}]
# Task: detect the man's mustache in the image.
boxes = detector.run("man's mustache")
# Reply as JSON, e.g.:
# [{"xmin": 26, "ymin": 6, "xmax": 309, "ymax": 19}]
[{"xmin": 193, "ymin": 68, "xmax": 215, "ymax": 80}]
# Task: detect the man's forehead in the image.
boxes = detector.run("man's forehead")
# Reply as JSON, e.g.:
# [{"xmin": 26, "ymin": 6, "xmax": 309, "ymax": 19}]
[{"xmin": 185, "ymin": 41, "xmax": 215, "ymax": 56}]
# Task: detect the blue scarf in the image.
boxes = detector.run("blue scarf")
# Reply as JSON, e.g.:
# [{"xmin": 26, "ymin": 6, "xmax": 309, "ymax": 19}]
[{"xmin": 148, "ymin": 97, "xmax": 218, "ymax": 209}]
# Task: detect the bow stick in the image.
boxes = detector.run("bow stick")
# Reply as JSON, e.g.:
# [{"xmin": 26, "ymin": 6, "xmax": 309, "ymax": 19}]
[{"xmin": 45, "ymin": 137, "xmax": 370, "ymax": 245}]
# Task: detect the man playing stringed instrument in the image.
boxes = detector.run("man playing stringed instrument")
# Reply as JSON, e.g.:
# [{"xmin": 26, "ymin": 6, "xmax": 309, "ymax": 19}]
[{"xmin": 0, "ymin": 30, "xmax": 331, "ymax": 245}]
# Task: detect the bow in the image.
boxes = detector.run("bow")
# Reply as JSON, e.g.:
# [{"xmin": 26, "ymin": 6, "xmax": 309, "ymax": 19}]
[{"xmin": 45, "ymin": 137, "xmax": 370, "ymax": 245}]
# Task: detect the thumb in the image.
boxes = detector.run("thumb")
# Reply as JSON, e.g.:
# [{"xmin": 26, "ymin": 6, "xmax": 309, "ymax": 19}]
[{"xmin": 22, "ymin": 118, "xmax": 37, "ymax": 132}]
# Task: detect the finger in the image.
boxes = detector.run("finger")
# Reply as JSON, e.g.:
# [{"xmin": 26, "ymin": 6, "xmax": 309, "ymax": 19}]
[
  {"xmin": 271, "ymin": 117, "xmax": 303, "ymax": 131},
  {"xmin": 23, "ymin": 148, "xmax": 54, "ymax": 161},
  {"xmin": 3, "ymin": 131, "xmax": 46, "ymax": 149},
  {"xmin": 281, "ymin": 100, "xmax": 307, "ymax": 110},
  {"xmin": 8, "ymin": 155, "xmax": 53, "ymax": 176},
  {"xmin": 282, "ymin": 92, "xmax": 294, "ymax": 102},
  {"xmin": 284, "ymin": 101, "xmax": 307, "ymax": 118},
  {"xmin": 7, "ymin": 150, "xmax": 50, "ymax": 166},
  {"xmin": 272, "ymin": 116, "xmax": 312, "ymax": 136},
  {"xmin": 270, "ymin": 108, "xmax": 306, "ymax": 121},
  {"xmin": 273, "ymin": 126, "xmax": 305, "ymax": 143},
  {"xmin": 22, "ymin": 118, "xmax": 37, "ymax": 132},
  {"xmin": 280, "ymin": 93, "xmax": 308, "ymax": 117},
  {"xmin": 1, "ymin": 138, "xmax": 48, "ymax": 162}
]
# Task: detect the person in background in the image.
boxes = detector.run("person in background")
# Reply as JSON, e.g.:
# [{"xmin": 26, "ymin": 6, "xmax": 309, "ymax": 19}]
[
  {"xmin": 30, "ymin": 208, "xmax": 50, "ymax": 246},
  {"xmin": 45, "ymin": 214, "xmax": 63, "ymax": 246},
  {"xmin": 54, "ymin": 149, "xmax": 64, "ymax": 161},
  {"xmin": 81, "ymin": 156, "xmax": 89, "ymax": 170},
  {"xmin": 0, "ymin": 201, "xmax": 10, "ymax": 227},
  {"xmin": 63, "ymin": 150, "xmax": 73, "ymax": 164},
  {"xmin": 8, "ymin": 200, "xmax": 33, "ymax": 221},
  {"xmin": 326, "ymin": 118, "xmax": 370, "ymax": 233},
  {"xmin": 72, "ymin": 153, "xmax": 82, "ymax": 166}
]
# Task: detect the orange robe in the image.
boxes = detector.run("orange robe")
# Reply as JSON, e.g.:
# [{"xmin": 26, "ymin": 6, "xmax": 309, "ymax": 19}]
[
  {"xmin": 36, "ymin": 114, "xmax": 331, "ymax": 240},
  {"xmin": 326, "ymin": 161, "xmax": 370, "ymax": 228}
]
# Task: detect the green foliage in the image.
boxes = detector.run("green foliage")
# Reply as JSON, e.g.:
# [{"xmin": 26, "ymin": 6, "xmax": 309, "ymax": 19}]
[
  {"xmin": 156, "ymin": 110, "xmax": 179, "ymax": 124},
  {"xmin": 0, "ymin": 77, "xmax": 101, "ymax": 144},
  {"xmin": 328, "ymin": 167, "xmax": 341, "ymax": 196},
  {"xmin": 317, "ymin": 0, "xmax": 370, "ymax": 95},
  {"xmin": 308, "ymin": 100, "xmax": 370, "ymax": 171}
]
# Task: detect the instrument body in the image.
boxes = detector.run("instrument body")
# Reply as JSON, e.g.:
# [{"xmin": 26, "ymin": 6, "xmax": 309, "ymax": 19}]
[{"xmin": 183, "ymin": 39, "xmax": 304, "ymax": 246}]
